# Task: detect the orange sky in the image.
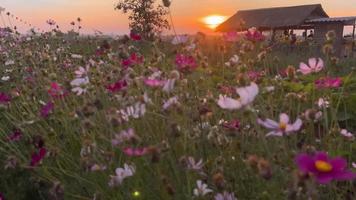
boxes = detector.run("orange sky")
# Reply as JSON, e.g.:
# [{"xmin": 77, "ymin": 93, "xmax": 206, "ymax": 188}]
[{"xmin": 1, "ymin": 0, "xmax": 356, "ymax": 35}]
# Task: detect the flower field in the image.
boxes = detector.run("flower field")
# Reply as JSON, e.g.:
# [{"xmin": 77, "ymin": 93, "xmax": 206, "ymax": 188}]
[{"xmin": 0, "ymin": 28, "xmax": 356, "ymax": 199}]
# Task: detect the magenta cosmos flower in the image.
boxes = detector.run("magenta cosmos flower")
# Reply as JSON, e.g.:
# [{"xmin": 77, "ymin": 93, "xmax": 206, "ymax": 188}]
[
  {"xmin": 144, "ymin": 78, "xmax": 166, "ymax": 88},
  {"xmin": 30, "ymin": 147, "xmax": 47, "ymax": 167},
  {"xmin": 245, "ymin": 27, "xmax": 265, "ymax": 42},
  {"xmin": 130, "ymin": 32, "xmax": 142, "ymax": 41},
  {"xmin": 40, "ymin": 101, "xmax": 54, "ymax": 118},
  {"xmin": 0, "ymin": 92, "xmax": 11, "ymax": 104},
  {"xmin": 106, "ymin": 80, "xmax": 128, "ymax": 93},
  {"xmin": 296, "ymin": 152, "xmax": 356, "ymax": 184},
  {"xmin": 175, "ymin": 54, "xmax": 198, "ymax": 72},
  {"xmin": 121, "ymin": 53, "xmax": 144, "ymax": 69},
  {"xmin": 315, "ymin": 77, "xmax": 342, "ymax": 89}
]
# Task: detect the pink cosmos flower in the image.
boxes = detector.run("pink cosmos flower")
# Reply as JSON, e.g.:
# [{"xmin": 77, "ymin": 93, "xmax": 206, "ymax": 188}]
[
  {"xmin": 223, "ymin": 31, "xmax": 239, "ymax": 42},
  {"xmin": 215, "ymin": 191, "xmax": 237, "ymax": 200},
  {"xmin": 144, "ymin": 78, "xmax": 166, "ymax": 88},
  {"xmin": 6, "ymin": 129, "xmax": 22, "ymax": 142},
  {"xmin": 298, "ymin": 58, "xmax": 324, "ymax": 75},
  {"xmin": 109, "ymin": 163, "xmax": 135, "ymax": 187},
  {"xmin": 175, "ymin": 54, "xmax": 198, "ymax": 72},
  {"xmin": 122, "ymin": 147, "xmax": 148, "ymax": 157},
  {"xmin": 295, "ymin": 152, "xmax": 356, "ymax": 184},
  {"xmin": 130, "ymin": 32, "xmax": 142, "ymax": 41},
  {"xmin": 112, "ymin": 128, "xmax": 138, "ymax": 146},
  {"xmin": 40, "ymin": 101, "xmax": 54, "ymax": 118},
  {"xmin": 171, "ymin": 35, "xmax": 189, "ymax": 45},
  {"xmin": 245, "ymin": 27, "xmax": 265, "ymax": 42},
  {"xmin": 315, "ymin": 77, "xmax": 342, "ymax": 89},
  {"xmin": 106, "ymin": 80, "xmax": 128, "ymax": 93},
  {"xmin": 247, "ymin": 71, "xmax": 263, "ymax": 82},
  {"xmin": 47, "ymin": 82, "xmax": 67, "ymax": 99},
  {"xmin": 257, "ymin": 113, "xmax": 302, "ymax": 137},
  {"xmin": 0, "ymin": 92, "xmax": 11, "ymax": 104},
  {"xmin": 30, "ymin": 147, "xmax": 47, "ymax": 167},
  {"xmin": 340, "ymin": 129, "xmax": 354, "ymax": 139},
  {"xmin": 222, "ymin": 119, "xmax": 240, "ymax": 130}
]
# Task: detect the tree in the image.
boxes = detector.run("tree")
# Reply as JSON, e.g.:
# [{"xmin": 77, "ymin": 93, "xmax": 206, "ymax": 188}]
[{"xmin": 115, "ymin": 0, "xmax": 170, "ymax": 40}]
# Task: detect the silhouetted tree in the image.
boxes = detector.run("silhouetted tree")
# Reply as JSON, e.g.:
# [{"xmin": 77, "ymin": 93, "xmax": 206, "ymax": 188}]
[{"xmin": 115, "ymin": 0, "xmax": 170, "ymax": 40}]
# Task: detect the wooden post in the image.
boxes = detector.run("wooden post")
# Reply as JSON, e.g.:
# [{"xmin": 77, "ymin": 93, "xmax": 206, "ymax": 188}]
[{"xmin": 352, "ymin": 20, "xmax": 356, "ymax": 54}]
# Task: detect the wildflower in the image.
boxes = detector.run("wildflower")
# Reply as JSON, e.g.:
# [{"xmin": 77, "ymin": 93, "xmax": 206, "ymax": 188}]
[
  {"xmin": 298, "ymin": 58, "xmax": 324, "ymax": 75},
  {"xmin": 317, "ymin": 98, "xmax": 329, "ymax": 109},
  {"xmin": 6, "ymin": 129, "xmax": 22, "ymax": 142},
  {"xmin": 353, "ymin": 163, "xmax": 356, "ymax": 169},
  {"xmin": 108, "ymin": 163, "xmax": 135, "ymax": 187},
  {"xmin": 112, "ymin": 128, "xmax": 139, "ymax": 146},
  {"xmin": 130, "ymin": 32, "xmax": 141, "ymax": 41},
  {"xmin": 0, "ymin": 92, "xmax": 11, "ymax": 104},
  {"xmin": 222, "ymin": 119, "xmax": 240, "ymax": 130},
  {"xmin": 121, "ymin": 53, "xmax": 144, "ymax": 69},
  {"xmin": 257, "ymin": 113, "xmax": 302, "ymax": 137},
  {"xmin": 144, "ymin": 78, "xmax": 165, "ymax": 87},
  {"xmin": 1, "ymin": 76, "xmax": 10, "ymax": 81},
  {"xmin": 118, "ymin": 102, "xmax": 146, "ymax": 121},
  {"xmin": 225, "ymin": 55, "xmax": 239, "ymax": 67},
  {"xmin": 106, "ymin": 80, "xmax": 128, "ymax": 93},
  {"xmin": 71, "ymin": 76, "xmax": 89, "ymax": 96},
  {"xmin": 295, "ymin": 152, "xmax": 356, "ymax": 184},
  {"xmin": 163, "ymin": 96, "xmax": 180, "ymax": 110},
  {"xmin": 0, "ymin": 192, "xmax": 4, "ymax": 200},
  {"xmin": 340, "ymin": 129, "xmax": 354, "ymax": 139},
  {"xmin": 193, "ymin": 180, "xmax": 213, "ymax": 197},
  {"xmin": 217, "ymin": 82, "xmax": 259, "ymax": 110},
  {"xmin": 30, "ymin": 147, "xmax": 47, "ymax": 167},
  {"xmin": 162, "ymin": 79, "xmax": 176, "ymax": 93},
  {"xmin": 315, "ymin": 77, "xmax": 342, "ymax": 89},
  {"xmin": 75, "ymin": 66, "xmax": 89, "ymax": 78},
  {"xmin": 245, "ymin": 27, "xmax": 265, "ymax": 42},
  {"xmin": 215, "ymin": 191, "xmax": 237, "ymax": 200},
  {"xmin": 303, "ymin": 109, "xmax": 322, "ymax": 122},
  {"xmin": 171, "ymin": 35, "xmax": 189, "ymax": 45},
  {"xmin": 91, "ymin": 164, "xmax": 107, "ymax": 172},
  {"xmin": 5, "ymin": 60, "xmax": 15, "ymax": 66},
  {"xmin": 175, "ymin": 54, "xmax": 197, "ymax": 72},
  {"xmin": 122, "ymin": 147, "xmax": 149, "ymax": 157},
  {"xmin": 48, "ymin": 82, "xmax": 66, "ymax": 98},
  {"xmin": 71, "ymin": 54, "xmax": 83, "ymax": 59},
  {"xmin": 40, "ymin": 101, "xmax": 54, "ymax": 118},
  {"xmin": 223, "ymin": 31, "xmax": 239, "ymax": 42},
  {"xmin": 186, "ymin": 157, "xmax": 204, "ymax": 171}
]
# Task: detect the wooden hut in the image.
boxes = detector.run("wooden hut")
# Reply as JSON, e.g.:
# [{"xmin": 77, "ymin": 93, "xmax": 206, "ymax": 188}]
[{"xmin": 216, "ymin": 4, "xmax": 356, "ymax": 56}]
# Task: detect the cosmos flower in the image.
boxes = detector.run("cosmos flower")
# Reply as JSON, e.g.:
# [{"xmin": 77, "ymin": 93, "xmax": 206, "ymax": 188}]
[
  {"xmin": 163, "ymin": 96, "xmax": 180, "ymax": 110},
  {"xmin": 225, "ymin": 55, "xmax": 239, "ymax": 67},
  {"xmin": 162, "ymin": 79, "xmax": 176, "ymax": 93},
  {"xmin": 40, "ymin": 101, "xmax": 54, "ymax": 118},
  {"xmin": 0, "ymin": 192, "xmax": 4, "ymax": 200},
  {"xmin": 315, "ymin": 77, "xmax": 342, "ymax": 89},
  {"xmin": 30, "ymin": 147, "xmax": 47, "ymax": 167},
  {"xmin": 340, "ymin": 129, "xmax": 354, "ymax": 139},
  {"xmin": 171, "ymin": 35, "xmax": 189, "ymax": 45},
  {"xmin": 175, "ymin": 54, "xmax": 197, "ymax": 72},
  {"xmin": 144, "ymin": 78, "xmax": 166, "ymax": 87},
  {"xmin": 122, "ymin": 147, "xmax": 149, "ymax": 157},
  {"xmin": 298, "ymin": 58, "xmax": 324, "ymax": 75},
  {"xmin": 106, "ymin": 80, "xmax": 128, "ymax": 93},
  {"xmin": 245, "ymin": 27, "xmax": 265, "ymax": 42},
  {"xmin": 118, "ymin": 102, "xmax": 146, "ymax": 121},
  {"xmin": 109, "ymin": 163, "xmax": 135, "ymax": 187},
  {"xmin": 222, "ymin": 119, "xmax": 240, "ymax": 130},
  {"xmin": 257, "ymin": 113, "xmax": 302, "ymax": 137},
  {"xmin": 112, "ymin": 128, "xmax": 138, "ymax": 146},
  {"xmin": 48, "ymin": 82, "xmax": 67, "ymax": 99},
  {"xmin": 215, "ymin": 191, "xmax": 237, "ymax": 200},
  {"xmin": 186, "ymin": 157, "xmax": 204, "ymax": 171},
  {"xmin": 0, "ymin": 92, "xmax": 11, "ymax": 104},
  {"xmin": 71, "ymin": 54, "xmax": 83, "ymax": 59},
  {"xmin": 217, "ymin": 82, "xmax": 259, "ymax": 110},
  {"xmin": 6, "ymin": 129, "xmax": 22, "ymax": 142},
  {"xmin": 223, "ymin": 31, "xmax": 239, "ymax": 42},
  {"xmin": 121, "ymin": 53, "xmax": 144, "ymax": 69},
  {"xmin": 75, "ymin": 66, "xmax": 89, "ymax": 78},
  {"xmin": 317, "ymin": 98, "xmax": 330, "ymax": 109},
  {"xmin": 130, "ymin": 32, "xmax": 142, "ymax": 41},
  {"xmin": 295, "ymin": 152, "xmax": 356, "ymax": 184},
  {"xmin": 193, "ymin": 180, "xmax": 213, "ymax": 197}
]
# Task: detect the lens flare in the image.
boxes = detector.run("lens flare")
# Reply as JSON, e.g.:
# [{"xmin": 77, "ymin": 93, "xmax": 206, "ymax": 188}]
[{"xmin": 203, "ymin": 15, "xmax": 227, "ymax": 29}]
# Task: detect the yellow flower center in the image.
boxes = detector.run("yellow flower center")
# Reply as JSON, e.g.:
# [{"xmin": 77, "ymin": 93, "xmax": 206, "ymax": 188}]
[
  {"xmin": 279, "ymin": 122, "xmax": 287, "ymax": 130},
  {"xmin": 315, "ymin": 160, "xmax": 333, "ymax": 172}
]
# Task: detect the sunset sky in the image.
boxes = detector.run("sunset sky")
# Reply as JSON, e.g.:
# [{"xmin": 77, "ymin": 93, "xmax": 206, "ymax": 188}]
[{"xmin": 1, "ymin": 0, "xmax": 356, "ymax": 35}]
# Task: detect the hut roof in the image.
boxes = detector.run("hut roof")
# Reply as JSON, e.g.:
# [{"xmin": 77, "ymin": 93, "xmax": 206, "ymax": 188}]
[
  {"xmin": 306, "ymin": 16, "xmax": 356, "ymax": 25},
  {"xmin": 216, "ymin": 4, "xmax": 329, "ymax": 32}
]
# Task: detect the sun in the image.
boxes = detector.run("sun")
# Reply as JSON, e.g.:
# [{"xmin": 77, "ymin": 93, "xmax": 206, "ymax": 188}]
[{"xmin": 203, "ymin": 15, "xmax": 227, "ymax": 29}]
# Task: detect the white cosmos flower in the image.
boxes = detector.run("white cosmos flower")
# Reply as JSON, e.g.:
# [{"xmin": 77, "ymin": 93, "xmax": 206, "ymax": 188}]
[
  {"xmin": 163, "ymin": 79, "xmax": 176, "ymax": 93},
  {"xmin": 70, "ymin": 76, "xmax": 89, "ymax": 86},
  {"xmin": 193, "ymin": 180, "xmax": 213, "ymax": 197},
  {"xmin": 257, "ymin": 113, "xmax": 302, "ymax": 137},
  {"xmin": 108, "ymin": 163, "xmax": 135, "ymax": 187},
  {"xmin": 1, "ymin": 76, "xmax": 10, "ymax": 81},
  {"xmin": 217, "ymin": 82, "xmax": 259, "ymax": 110},
  {"xmin": 163, "ymin": 96, "xmax": 180, "ymax": 110},
  {"xmin": 71, "ymin": 54, "xmax": 83, "ymax": 59},
  {"xmin": 5, "ymin": 60, "xmax": 14, "ymax": 66}
]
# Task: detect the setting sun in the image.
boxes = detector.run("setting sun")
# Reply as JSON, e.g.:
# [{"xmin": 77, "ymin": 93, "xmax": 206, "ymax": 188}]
[{"xmin": 203, "ymin": 15, "xmax": 227, "ymax": 29}]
